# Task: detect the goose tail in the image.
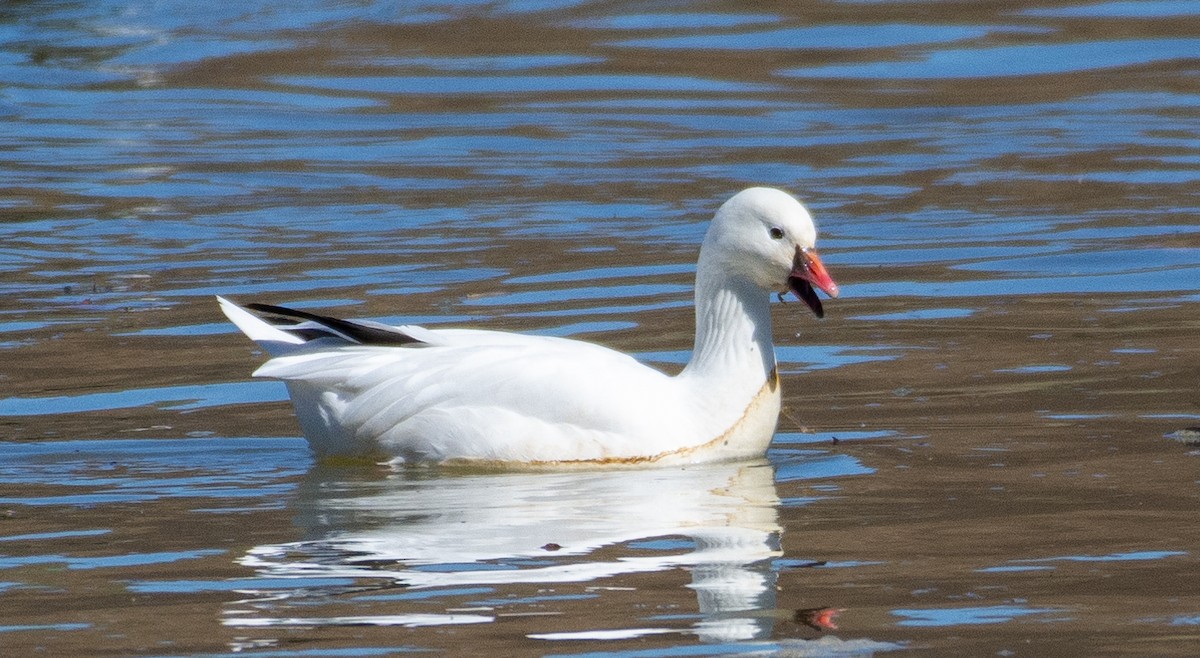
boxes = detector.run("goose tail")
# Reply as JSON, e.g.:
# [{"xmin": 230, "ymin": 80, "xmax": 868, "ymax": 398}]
[{"xmin": 217, "ymin": 295, "xmax": 307, "ymax": 356}]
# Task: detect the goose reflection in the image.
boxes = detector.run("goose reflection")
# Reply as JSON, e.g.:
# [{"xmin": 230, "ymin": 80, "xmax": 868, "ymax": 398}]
[{"xmin": 240, "ymin": 459, "xmax": 783, "ymax": 641}]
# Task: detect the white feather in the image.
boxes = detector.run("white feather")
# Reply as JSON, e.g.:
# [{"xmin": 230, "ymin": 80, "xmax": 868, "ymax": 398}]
[
  {"xmin": 217, "ymin": 295, "xmax": 305, "ymax": 353},
  {"xmin": 219, "ymin": 188, "xmax": 837, "ymax": 466}
]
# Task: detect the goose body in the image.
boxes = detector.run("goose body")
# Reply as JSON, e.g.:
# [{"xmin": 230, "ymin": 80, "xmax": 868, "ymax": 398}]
[{"xmin": 219, "ymin": 187, "xmax": 838, "ymax": 466}]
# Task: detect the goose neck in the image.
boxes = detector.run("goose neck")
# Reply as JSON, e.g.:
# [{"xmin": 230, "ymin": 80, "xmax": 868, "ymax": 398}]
[{"xmin": 682, "ymin": 268, "xmax": 776, "ymax": 382}]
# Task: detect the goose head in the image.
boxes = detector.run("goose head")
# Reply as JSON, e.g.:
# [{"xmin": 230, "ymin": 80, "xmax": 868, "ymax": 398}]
[{"xmin": 700, "ymin": 187, "xmax": 840, "ymax": 317}]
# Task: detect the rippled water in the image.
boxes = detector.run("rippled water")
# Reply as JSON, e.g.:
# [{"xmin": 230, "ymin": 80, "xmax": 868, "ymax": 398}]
[{"xmin": 2, "ymin": 1, "xmax": 1198, "ymax": 655}]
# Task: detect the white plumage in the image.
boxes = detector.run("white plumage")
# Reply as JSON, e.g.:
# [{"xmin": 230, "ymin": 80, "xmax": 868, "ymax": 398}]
[{"xmin": 219, "ymin": 187, "xmax": 839, "ymax": 466}]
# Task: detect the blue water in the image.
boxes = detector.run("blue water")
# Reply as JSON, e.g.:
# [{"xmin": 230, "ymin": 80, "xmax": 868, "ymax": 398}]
[
  {"xmin": 893, "ymin": 605, "xmax": 1066, "ymax": 627},
  {"xmin": 1, "ymin": 0, "xmax": 1197, "ymax": 655}
]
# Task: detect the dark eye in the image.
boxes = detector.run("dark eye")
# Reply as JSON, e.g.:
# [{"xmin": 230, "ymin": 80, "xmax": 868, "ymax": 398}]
[{"xmin": 768, "ymin": 226, "xmax": 785, "ymax": 240}]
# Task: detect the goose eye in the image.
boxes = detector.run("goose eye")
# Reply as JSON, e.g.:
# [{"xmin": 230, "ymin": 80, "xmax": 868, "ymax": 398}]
[{"xmin": 768, "ymin": 226, "xmax": 785, "ymax": 240}]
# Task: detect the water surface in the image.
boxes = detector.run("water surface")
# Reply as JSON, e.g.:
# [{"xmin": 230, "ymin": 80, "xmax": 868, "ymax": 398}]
[{"xmin": 2, "ymin": 0, "xmax": 1198, "ymax": 655}]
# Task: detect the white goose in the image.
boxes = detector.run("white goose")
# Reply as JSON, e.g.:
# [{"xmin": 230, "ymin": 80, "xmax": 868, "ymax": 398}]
[{"xmin": 218, "ymin": 187, "xmax": 838, "ymax": 466}]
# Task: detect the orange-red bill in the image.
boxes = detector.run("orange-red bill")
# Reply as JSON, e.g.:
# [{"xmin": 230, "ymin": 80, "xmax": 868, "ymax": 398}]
[{"xmin": 788, "ymin": 248, "xmax": 839, "ymax": 318}]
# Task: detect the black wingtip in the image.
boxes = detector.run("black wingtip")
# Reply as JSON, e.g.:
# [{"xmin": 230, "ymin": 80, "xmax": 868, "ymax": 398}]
[{"xmin": 245, "ymin": 302, "xmax": 425, "ymax": 346}]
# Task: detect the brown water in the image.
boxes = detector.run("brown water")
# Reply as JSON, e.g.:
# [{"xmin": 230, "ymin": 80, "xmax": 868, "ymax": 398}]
[{"xmin": 2, "ymin": 1, "xmax": 1199, "ymax": 655}]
